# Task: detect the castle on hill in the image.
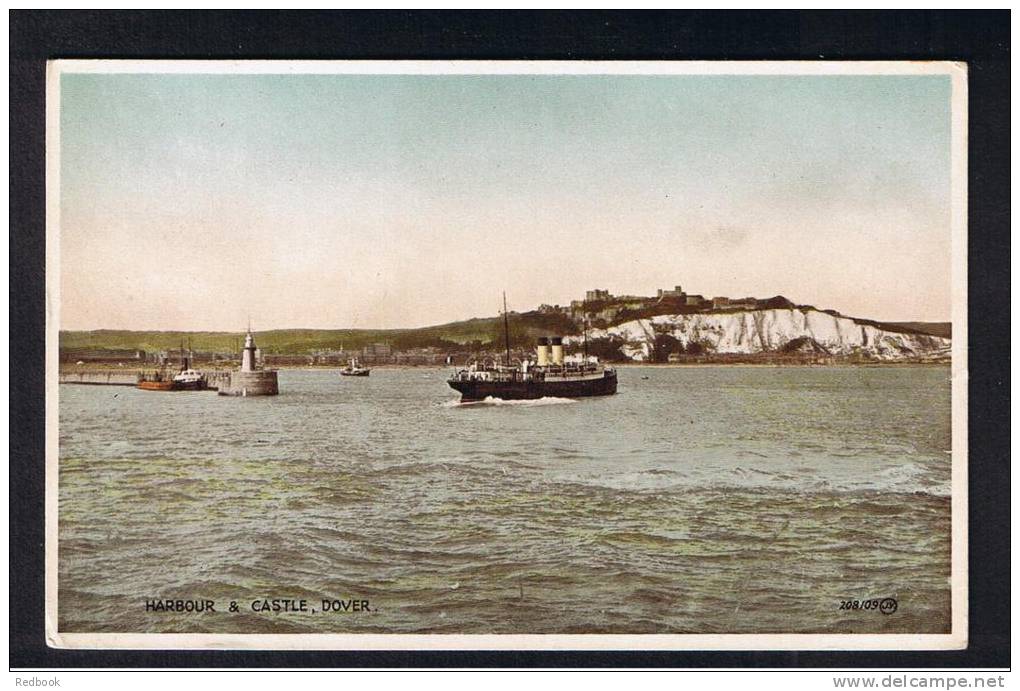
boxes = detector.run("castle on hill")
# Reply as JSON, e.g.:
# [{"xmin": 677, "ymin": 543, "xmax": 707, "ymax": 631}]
[{"xmin": 567, "ymin": 284, "xmax": 765, "ymax": 322}]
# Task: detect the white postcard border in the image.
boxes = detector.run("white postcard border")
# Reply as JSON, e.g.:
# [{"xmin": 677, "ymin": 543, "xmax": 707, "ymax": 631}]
[{"xmin": 45, "ymin": 59, "xmax": 969, "ymax": 652}]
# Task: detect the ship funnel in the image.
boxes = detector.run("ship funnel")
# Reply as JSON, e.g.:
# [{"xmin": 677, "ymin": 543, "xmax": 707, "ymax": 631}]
[
  {"xmin": 550, "ymin": 336, "xmax": 564, "ymax": 366},
  {"xmin": 536, "ymin": 337, "xmax": 550, "ymax": 367}
]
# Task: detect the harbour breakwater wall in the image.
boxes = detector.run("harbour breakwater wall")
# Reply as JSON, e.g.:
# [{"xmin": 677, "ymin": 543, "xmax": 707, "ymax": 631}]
[
  {"xmin": 59, "ymin": 371, "xmax": 137, "ymax": 386},
  {"xmin": 217, "ymin": 370, "xmax": 279, "ymax": 396},
  {"xmin": 205, "ymin": 371, "xmax": 232, "ymax": 390},
  {"xmin": 59, "ymin": 370, "xmax": 233, "ymax": 390}
]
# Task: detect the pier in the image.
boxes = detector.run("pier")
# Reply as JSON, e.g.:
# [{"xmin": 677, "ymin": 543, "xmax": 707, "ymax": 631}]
[
  {"xmin": 59, "ymin": 370, "xmax": 231, "ymax": 390},
  {"xmin": 59, "ymin": 371, "xmax": 137, "ymax": 386}
]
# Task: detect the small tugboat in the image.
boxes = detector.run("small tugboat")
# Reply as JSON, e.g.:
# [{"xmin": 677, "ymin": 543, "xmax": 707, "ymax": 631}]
[
  {"xmin": 137, "ymin": 342, "xmax": 208, "ymax": 391},
  {"xmin": 172, "ymin": 367, "xmax": 208, "ymax": 391},
  {"xmin": 447, "ymin": 294, "xmax": 617, "ymax": 402},
  {"xmin": 339, "ymin": 357, "xmax": 371, "ymax": 377}
]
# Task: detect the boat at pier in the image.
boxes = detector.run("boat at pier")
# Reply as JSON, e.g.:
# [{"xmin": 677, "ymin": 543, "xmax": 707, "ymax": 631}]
[
  {"xmin": 136, "ymin": 342, "xmax": 208, "ymax": 391},
  {"xmin": 172, "ymin": 367, "xmax": 208, "ymax": 391},
  {"xmin": 447, "ymin": 295, "xmax": 617, "ymax": 402},
  {"xmin": 136, "ymin": 371, "xmax": 176, "ymax": 391},
  {"xmin": 339, "ymin": 358, "xmax": 371, "ymax": 377}
]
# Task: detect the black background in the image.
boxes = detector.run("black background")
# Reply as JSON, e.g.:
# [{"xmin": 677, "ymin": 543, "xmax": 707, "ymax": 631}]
[{"xmin": 10, "ymin": 10, "xmax": 1010, "ymax": 669}]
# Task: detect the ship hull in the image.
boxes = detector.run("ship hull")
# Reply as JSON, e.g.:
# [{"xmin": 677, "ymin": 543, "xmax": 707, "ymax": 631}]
[
  {"xmin": 137, "ymin": 378, "xmax": 207, "ymax": 391},
  {"xmin": 340, "ymin": 370, "xmax": 370, "ymax": 377},
  {"xmin": 448, "ymin": 370, "xmax": 617, "ymax": 402},
  {"xmin": 173, "ymin": 380, "xmax": 208, "ymax": 391},
  {"xmin": 137, "ymin": 380, "xmax": 175, "ymax": 391}
]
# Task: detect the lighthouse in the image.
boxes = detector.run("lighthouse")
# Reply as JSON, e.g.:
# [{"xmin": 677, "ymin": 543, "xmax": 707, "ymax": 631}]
[
  {"xmin": 218, "ymin": 326, "xmax": 279, "ymax": 397},
  {"xmin": 241, "ymin": 330, "xmax": 257, "ymax": 372}
]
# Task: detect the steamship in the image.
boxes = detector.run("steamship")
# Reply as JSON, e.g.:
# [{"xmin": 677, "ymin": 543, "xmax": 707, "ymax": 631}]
[
  {"xmin": 339, "ymin": 357, "xmax": 370, "ymax": 377},
  {"xmin": 137, "ymin": 343, "xmax": 208, "ymax": 391},
  {"xmin": 446, "ymin": 296, "xmax": 617, "ymax": 402}
]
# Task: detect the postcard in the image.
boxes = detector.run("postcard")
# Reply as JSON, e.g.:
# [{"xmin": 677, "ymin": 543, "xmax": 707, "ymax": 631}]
[{"xmin": 46, "ymin": 59, "xmax": 967, "ymax": 650}]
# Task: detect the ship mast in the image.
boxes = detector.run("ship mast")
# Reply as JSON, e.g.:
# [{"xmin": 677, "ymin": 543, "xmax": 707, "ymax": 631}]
[
  {"xmin": 583, "ymin": 302, "xmax": 589, "ymax": 361},
  {"xmin": 502, "ymin": 292, "xmax": 511, "ymax": 368}
]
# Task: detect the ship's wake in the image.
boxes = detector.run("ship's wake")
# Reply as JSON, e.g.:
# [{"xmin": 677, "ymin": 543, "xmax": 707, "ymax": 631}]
[{"xmin": 441, "ymin": 396, "xmax": 578, "ymax": 408}]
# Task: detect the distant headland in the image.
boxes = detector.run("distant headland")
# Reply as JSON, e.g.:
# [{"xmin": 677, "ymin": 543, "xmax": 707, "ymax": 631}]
[{"xmin": 59, "ymin": 284, "xmax": 951, "ymax": 368}]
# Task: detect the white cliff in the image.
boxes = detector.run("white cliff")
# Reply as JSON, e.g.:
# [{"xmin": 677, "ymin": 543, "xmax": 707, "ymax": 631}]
[{"xmin": 573, "ymin": 308, "xmax": 951, "ymax": 362}]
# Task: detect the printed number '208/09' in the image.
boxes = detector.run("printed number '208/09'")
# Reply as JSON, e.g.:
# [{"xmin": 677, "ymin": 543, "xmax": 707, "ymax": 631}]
[{"xmin": 839, "ymin": 598, "xmax": 898, "ymax": 614}]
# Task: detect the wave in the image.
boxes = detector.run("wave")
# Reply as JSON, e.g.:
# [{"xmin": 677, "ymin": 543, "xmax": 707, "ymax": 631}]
[
  {"xmin": 440, "ymin": 396, "xmax": 578, "ymax": 408},
  {"xmin": 558, "ymin": 461, "xmax": 951, "ymax": 498}
]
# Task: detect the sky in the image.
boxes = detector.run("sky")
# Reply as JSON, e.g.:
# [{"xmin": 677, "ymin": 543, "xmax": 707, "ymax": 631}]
[{"xmin": 58, "ymin": 71, "xmax": 953, "ymax": 330}]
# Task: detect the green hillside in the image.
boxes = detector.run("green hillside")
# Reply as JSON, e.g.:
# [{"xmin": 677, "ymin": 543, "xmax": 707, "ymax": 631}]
[
  {"xmin": 882, "ymin": 322, "xmax": 952, "ymax": 339},
  {"xmin": 60, "ymin": 310, "xmax": 577, "ymax": 354},
  {"xmin": 59, "ymin": 306, "xmax": 946, "ymax": 356}
]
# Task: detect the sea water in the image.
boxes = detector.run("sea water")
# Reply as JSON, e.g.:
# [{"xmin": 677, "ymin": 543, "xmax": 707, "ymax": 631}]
[{"xmin": 58, "ymin": 365, "xmax": 952, "ymax": 634}]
